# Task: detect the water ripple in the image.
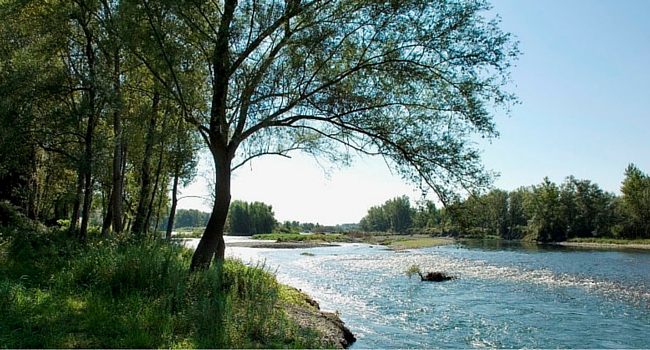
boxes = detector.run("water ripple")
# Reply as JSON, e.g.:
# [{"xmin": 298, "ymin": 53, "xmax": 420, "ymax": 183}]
[{"xmin": 223, "ymin": 240, "xmax": 650, "ymax": 348}]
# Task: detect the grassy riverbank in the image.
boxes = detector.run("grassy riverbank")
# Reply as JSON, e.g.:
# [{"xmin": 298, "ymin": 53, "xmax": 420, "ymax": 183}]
[
  {"xmin": 387, "ymin": 236, "xmax": 455, "ymax": 250},
  {"xmin": 251, "ymin": 232, "xmax": 348, "ymax": 243},
  {"xmin": 344, "ymin": 232, "xmax": 455, "ymax": 250},
  {"xmin": 249, "ymin": 232, "xmax": 455, "ymax": 251},
  {"xmin": 0, "ymin": 227, "xmax": 338, "ymax": 348},
  {"xmin": 559, "ymin": 237, "xmax": 650, "ymax": 250},
  {"xmin": 566, "ymin": 237, "xmax": 650, "ymax": 245}
]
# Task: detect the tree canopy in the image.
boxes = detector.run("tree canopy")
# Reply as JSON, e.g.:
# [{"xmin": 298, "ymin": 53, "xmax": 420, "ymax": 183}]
[
  {"xmin": 0, "ymin": 0, "xmax": 519, "ymax": 270},
  {"xmin": 227, "ymin": 200, "xmax": 277, "ymax": 235},
  {"xmin": 360, "ymin": 196, "xmax": 414, "ymax": 233},
  {"xmin": 369, "ymin": 165, "xmax": 648, "ymax": 242},
  {"xmin": 137, "ymin": 0, "xmax": 519, "ymax": 269}
]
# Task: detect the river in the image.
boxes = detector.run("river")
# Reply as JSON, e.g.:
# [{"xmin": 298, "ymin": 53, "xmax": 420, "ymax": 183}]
[{"xmin": 189, "ymin": 237, "xmax": 650, "ymax": 348}]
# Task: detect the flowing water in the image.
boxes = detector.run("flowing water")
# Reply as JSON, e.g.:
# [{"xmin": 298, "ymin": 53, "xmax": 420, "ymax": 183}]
[{"xmin": 199, "ymin": 238, "xmax": 650, "ymax": 348}]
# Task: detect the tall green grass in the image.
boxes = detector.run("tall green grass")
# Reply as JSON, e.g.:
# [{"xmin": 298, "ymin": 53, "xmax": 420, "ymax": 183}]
[{"xmin": 0, "ymin": 225, "xmax": 328, "ymax": 348}]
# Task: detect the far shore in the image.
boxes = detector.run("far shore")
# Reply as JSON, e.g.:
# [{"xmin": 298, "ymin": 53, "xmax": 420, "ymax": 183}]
[
  {"xmin": 227, "ymin": 240, "xmax": 341, "ymax": 249},
  {"xmin": 185, "ymin": 234, "xmax": 650, "ymax": 252},
  {"xmin": 223, "ymin": 234, "xmax": 456, "ymax": 251},
  {"xmin": 554, "ymin": 241, "xmax": 650, "ymax": 250}
]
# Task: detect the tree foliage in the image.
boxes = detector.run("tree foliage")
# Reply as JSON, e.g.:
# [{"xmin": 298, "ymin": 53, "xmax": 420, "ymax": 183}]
[
  {"xmin": 0, "ymin": 0, "xmax": 201, "ymax": 242},
  {"xmin": 3, "ymin": 0, "xmax": 649, "ymax": 261},
  {"xmin": 373, "ymin": 166, "xmax": 649, "ymax": 242},
  {"xmin": 158, "ymin": 209, "xmax": 210, "ymax": 230},
  {"xmin": 618, "ymin": 164, "xmax": 650, "ymax": 239},
  {"xmin": 360, "ymin": 196, "xmax": 413, "ymax": 233},
  {"xmin": 127, "ymin": 0, "xmax": 519, "ymax": 269},
  {"xmin": 2, "ymin": 0, "xmax": 519, "ymax": 269},
  {"xmin": 227, "ymin": 200, "xmax": 277, "ymax": 235}
]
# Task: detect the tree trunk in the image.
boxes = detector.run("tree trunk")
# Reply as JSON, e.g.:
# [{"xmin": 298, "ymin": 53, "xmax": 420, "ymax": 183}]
[
  {"xmin": 190, "ymin": 0, "xmax": 236, "ymax": 270},
  {"xmin": 79, "ymin": 157, "xmax": 92, "ymax": 244},
  {"xmin": 111, "ymin": 122, "xmax": 123, "ymax": 236},
  {"xmin": 166, "ymin": 171, "xmax": 180, "ymax": 240},
  {"xmin": 75, "ymin": 7, "xmax": 99, "ymax": 244},
  {"xmin": 146, "ymin": 161, "xmax": 161, "ymax": 238},
  {"xmin": 153, "ymin": 176, "xmax": 166, "ymax": 237},
  {"xmin": 69, "ymin": 167, "xmax": 84, "ymax": 234},
  {"xmin": 101, "ymin": 189, "xmax": 113, "ymax": 236},
  {"xmin": 111, "ymin": 49, "xmax": 123, "ymax": 235},
  {"xmin": 27, "ymin": 150, "xmax": 39, "ymax": 220},
  {"xmin": 79, "ymin": 103, "xmax": 95, "ymax": 244},
  {"xmin": 132, "ymin": 93, "xmax": 159, "ymax": 236},
  {"xmin": 146, "ymin": 115, "xmax": 166, "ymax": 238},
  {"xmin": 120, "ymin": 142, "xmax": 128, "ymax": 231},
  {"xmin": 190, "ymin": 148, "xmax": 232, "ymax": 270}
]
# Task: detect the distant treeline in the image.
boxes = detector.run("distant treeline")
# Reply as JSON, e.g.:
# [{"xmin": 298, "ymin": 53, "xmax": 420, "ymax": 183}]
[
  {"xmin": 226, "ymin": 201, "xmax": 276, "ymax": 235},
  {"xmin": 158, "ymin": 209, "xmax": 210, "ymax": 231},
  {"xmin": 227, "ymin": 200, "xmax": 359, "ymax": 235},
  {"xmin": 359, "ymin": 164, "xmax": 650, "ymax": 242},
  {"xmin": 161, "ymin": 201, "xmax": 356, "ymax": 235}
]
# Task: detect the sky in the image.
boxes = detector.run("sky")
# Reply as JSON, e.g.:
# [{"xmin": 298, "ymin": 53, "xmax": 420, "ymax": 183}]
[{"xmin": 177, "ymin": 0, "xmax": 650, "ymax": 226}]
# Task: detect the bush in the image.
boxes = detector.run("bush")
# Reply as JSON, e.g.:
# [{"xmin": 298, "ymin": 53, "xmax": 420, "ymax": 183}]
[
  {"xmin": 0, "ymin": 201, "xmax": 23, "ymax": 228},
  {"xmin": 405, "ymin": 265, "xmax": 423, "ymax": 279}
]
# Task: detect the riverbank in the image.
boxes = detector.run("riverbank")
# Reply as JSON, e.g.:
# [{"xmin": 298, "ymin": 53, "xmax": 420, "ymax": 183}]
[
  {"xmin": 214, "ymin": 232, "xmax": 650, "ymax": 254},
  {"xmin": 280, "ymin": 286, "xmax": 356, "ymax": 348},
  {"xmin": 555, "ymin": 241, "xmax": 650, "ymax": 250},
  {"xmin": 228, "ymin": 240, "xmax": 341, "ymax": 249},
  {"xmin": 377, "ymin": 235, "xmax": 455, "ymax": 251},
  {"xmin": 245, "ymin": 232, "xmax": 455, "ymax": 251},
  {"xmin": 0, "ymin": 229, "xmax": 354, "ymax": 348}
]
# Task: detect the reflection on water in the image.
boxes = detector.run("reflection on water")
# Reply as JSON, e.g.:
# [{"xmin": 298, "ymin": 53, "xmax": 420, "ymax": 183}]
[{"xmin": 211, "ymin": 237, "xmax": 650, "ymax": 348}]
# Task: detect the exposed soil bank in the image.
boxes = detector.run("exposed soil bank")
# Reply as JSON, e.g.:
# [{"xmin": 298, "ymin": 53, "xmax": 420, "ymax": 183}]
[
  {"xmin": 282, "ymin": 287, "xmax": 356, "ymax": 348},
  {"xmin": 185, "ymin": 238, "xmax": 355, "ymax": 348}
]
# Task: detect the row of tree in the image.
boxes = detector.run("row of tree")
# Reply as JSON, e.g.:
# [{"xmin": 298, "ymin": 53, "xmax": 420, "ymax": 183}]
[
  {"xmin": 225, "ymin": 201, "xmax": 345, "ymax": 235},
  {"xmin": 359, "ymin": 196, "xmax": 417, "ymax": 233},
  {"xmin": 359, "ymin": 164, "xmax": 650, "ymax": 241},
  {"xmin": 226, "ymin": 200, "xmax": 277, "ymax": 235},
  {"xmin": 158, "ymin": 209, "xmax": 210, "ymax": 231},
  {"xmin": 359, "ymin": 195, "xmax": 443, "ymax": 234},
  {"xmin": 1, "ymin": 0, "xmax": 201, "ymax": 243}
]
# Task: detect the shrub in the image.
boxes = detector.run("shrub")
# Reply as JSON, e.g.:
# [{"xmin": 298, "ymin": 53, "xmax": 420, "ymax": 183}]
[
  {"xmin": 0, "ymin": 201, "xmax": 23, "ymax": 228},
  {"xmin": 405, "ymin": 265, "xmax": 423, "ymax": 279}
]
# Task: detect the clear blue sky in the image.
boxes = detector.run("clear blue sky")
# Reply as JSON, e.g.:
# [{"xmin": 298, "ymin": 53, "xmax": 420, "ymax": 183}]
[{"xmin": 178, "ymin": 0, "xmax": 650, "ymax": 225}]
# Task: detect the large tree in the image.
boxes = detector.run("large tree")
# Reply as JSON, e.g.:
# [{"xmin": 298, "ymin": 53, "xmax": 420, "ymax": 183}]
[
  {"xmin": 133, "ymin": 0, "xmax": 519, "ymax": 269},
  {"xmin": 619, "ymin": 164, "xmax": 650, "ymax": 239},
  {"xmin": 527, "ymin": 177, "xmax": 565, "ymax": 242},
  {"xmin": 227, "ymin": 200, "xmax": 277, "ymax": 235},
  {"xmin": 359, "ymin": 196, "xmax": 413, "ymax": 233}
]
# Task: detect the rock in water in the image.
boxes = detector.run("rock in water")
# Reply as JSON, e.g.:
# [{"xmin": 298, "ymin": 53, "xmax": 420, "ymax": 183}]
[{"xmin": 422, "ymin": 272, "xmax": 456, "ymax": 282}]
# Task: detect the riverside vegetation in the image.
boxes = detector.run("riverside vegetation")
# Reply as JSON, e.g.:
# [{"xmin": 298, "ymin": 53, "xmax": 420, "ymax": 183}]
[
  {"xmin": 356, "ymin": 165, "xmax": 650, "ymax": 244},
  {"xmin": 249, "ymin": 232, "xmax": 453, "ymax": 251},
  {"xmin": 1, "ymin": 0, "xmax": 519, "ymax": 270},
  {"xmin": 229, "ymin": 164, "xmax": 650, "ymax": 251},
  {"xmin": 0, "ymin": 207, "xmax": 347, "ymax": 348}
]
